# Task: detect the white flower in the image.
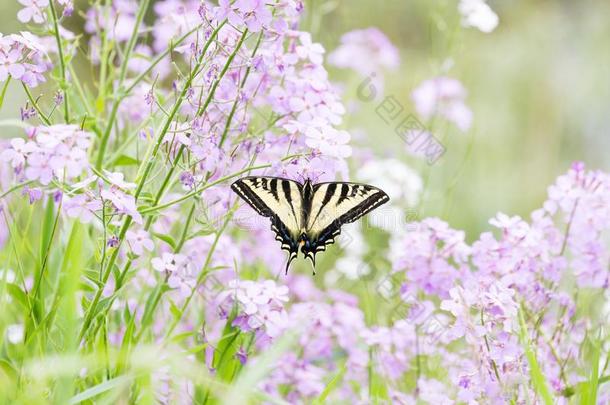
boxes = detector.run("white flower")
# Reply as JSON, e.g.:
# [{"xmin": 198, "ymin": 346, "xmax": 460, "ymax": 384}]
[
  {"xmin": 7, "ymin": 324, "xmax": 24, "ymax": 344},
  {"xmin": 357, "ymin": 158, "xmax": 422, "ymax": 206},
  {"xmin": 458, "ymin": 0, "xmax": 499, "ymax": 33}
]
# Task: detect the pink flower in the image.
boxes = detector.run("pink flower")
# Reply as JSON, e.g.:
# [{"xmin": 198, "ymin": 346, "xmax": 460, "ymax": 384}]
[
  {"xmin": 0, "ymin": 138, "xmax": 37, "ymax": 168},
  {"xmin": 296, "ymin": 33, "xmax": 325, "ymax": 65},
  {"xmin": 151, "ymin": 252, "xmax": 195, "ymax": 298},
  {"xmin": 304, "ymin": 126, "xmax": 352, "ymax": 158},
  {"xmin": 217, "ymin": 279, "xmax": 289, "ymax": 338},
  {"xmin": 152, "ymin": 252, "xmax": 186, "ymax": 273},
  {"xmin": 328, "ymin": 27, "xmax": 400, "ymax": 76},
  {"xmin": 214, "ymin": 0, "xmax": 244, "ymax": 27},
  {"xmin": 63, "ymin": 194, "xmax": 102, "ymax": 223},
  {"xmin": 17, "ymin": 0, "xmax": 49, "ymax": 24},
  {"xmin": 235, "ymin": 0, "xmax": 272, "ymax": 32},
  {"xmin": 25, "ymin": 152, "xmax": 54, "ymax": 185},
  {"xmin": 126, "ymin": 229, "xmax": 154, "ymax": 256},
  {"xmin": 0, "ymin": 32, "xmax": 52, "ymax": 87},
  {"xmin": 103, "ymin": 170, "xmax": 136, "ymax": 190},
  {"xmin": 4, "ymin": 125, "xmax": 91, "ymax": 186},
  {"xmin": 411, "ymin": 76, "xmax": 473, "ymax": 132},
  {"xmin": 100, "ymin": 187, "xmax": 143, "ymax": 224}
]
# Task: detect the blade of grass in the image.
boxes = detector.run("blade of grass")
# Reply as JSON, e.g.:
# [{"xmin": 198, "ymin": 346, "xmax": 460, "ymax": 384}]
[
  {"xmin": 312, "ymin": 364, "xmax": 346, "ymax": 405},
  {"xmin": 53, "ymin": 221, "xmax": 87, "ymax": 403},
  {"xmin": 68, "ymin": 375, "xmax": 130, "ymax": 404},
  {"xmin": 518, "ymin": 307, "xmax": 554, "ymax": 405}
]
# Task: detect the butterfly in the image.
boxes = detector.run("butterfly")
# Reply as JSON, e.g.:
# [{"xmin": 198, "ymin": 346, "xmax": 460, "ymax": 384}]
[{"xmin": 231, "ymin": 176, "xmax": 389, "ymax": 274}]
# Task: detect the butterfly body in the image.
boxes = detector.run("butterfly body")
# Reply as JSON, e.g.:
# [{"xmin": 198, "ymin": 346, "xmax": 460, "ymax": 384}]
[{"xmin": 231, "ymin": 176, "xmax": 389, "ymax": 274}]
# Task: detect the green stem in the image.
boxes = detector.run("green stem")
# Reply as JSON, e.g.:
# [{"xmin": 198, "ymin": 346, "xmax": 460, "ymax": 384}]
[
  {"xmin": 175, "ymin": 202, "xmax": 197, "ymax": 252},
  {"xmin": 219, "ymin": 31, "xmax": 263, "ymax": 147},
  {"xmin": 196, "ymin": 29, "xmax": 249, "ymax": 117},
  {"xmin": 164, "ymin": 206, "xmax": 235, "ymax": 341},
  {"xmin": 22, "ymin": 84, "xmax": 51, "ymax": 125},
  {"xmin": 67, "ymin": 64, "xmax": 93, "ymax": 117},
  {"xmin": 0, "ymin": 77, "xmax": 11, "ymax": 109},
  {"xmin": 48, "ymin": 0, "xmax": 70, "ymax": 122},
  {"xmin": 95, "ymin": 0, "xmax": 151, "ymax": 168},
  {"xmin": 124, "ymin": 25, "xmax": 203, "ymax": 95},
  {"xmin": 0, "ymin": 180, "xmax": 34, "ymax": 200}
]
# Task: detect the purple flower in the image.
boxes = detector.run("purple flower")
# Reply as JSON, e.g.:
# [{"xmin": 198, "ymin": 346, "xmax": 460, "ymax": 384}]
[
  {"xmin": 328, "ymin": 27, "xmax": 400, "ymax": 76},
  {"xmin": 217, "ymin": 279, "xmax": 289, "ymax": 338},
  {"xmin": 214, "ymin": 0, "xmax": 244, "ymax": 27},
  {"xmin": 235, "ymin": 0, "xmax": 272, "ymax": 32},
  {"xmin": 151, "ymin": 252, "xmax": 195, "ymax": 299},
  {"xmin": 411, "ymin": 76, "xmax": 473, "ymax": 132},
  {"xmin": 235, "ymin": 346, "xmax": 248, "ymax": 365},
  {"xmin": 17, "ymin": 0, "xmax": 48, "ymax": 24},
  {"xmin": 107, "ymin": 235, "xmax": 120, "ymax": 248},
  {"xmin": 63, "ymin": 194, "xmax": 102, "ymax": 224},
  {"xmin": 178, "ymin": 171, "xmax": 195, "ymax": 188},
  {"xmin": 21, "ymin": 186, "xmax": 43, "ymax": 204},
  {"xmin": 20, "ymin": 105, "xmax": 37, "ymax": 121},
  {"xmin": 100, "ymin": 187, "xmax": 143, "ymax": 224},
  {"xmin": 53, "ymin": 91, "xmax": 64, "ymax": 106},
  {"xmin": 125, "ymin": 229, "xmax": 154, "ymax": 256},
  {"xmin": 0, "ymin": 32, "xmax": 52, "ymax": 88}
]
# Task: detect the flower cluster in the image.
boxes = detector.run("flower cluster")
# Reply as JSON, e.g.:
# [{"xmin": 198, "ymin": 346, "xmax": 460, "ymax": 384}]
[
  {"xmin": 328, "ymin": 27, "xmax": 400, "ymax": 76},
  {"xmin": 0, "ymin": 32, "xmax": 51, "ymax": 87},
  {"xmin": 217, "ymin": 279, "xmax": 289, "ymax": 339},
  {"xmin": 412, "ymin": 76, "xmax": 473, "ymax": 132},
  {"xmin": 152, "ymin": 252, "xmax": 196, "ymax": 298},
  {"xmin": 1, "ymin": 124, "xmax": 91, "ymax": 185}
]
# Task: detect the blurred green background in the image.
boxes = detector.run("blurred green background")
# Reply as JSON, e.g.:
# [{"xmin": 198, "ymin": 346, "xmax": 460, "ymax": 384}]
[{"xmin": 1, "ymin": 0, "xmax": 609, "ymax": 240}]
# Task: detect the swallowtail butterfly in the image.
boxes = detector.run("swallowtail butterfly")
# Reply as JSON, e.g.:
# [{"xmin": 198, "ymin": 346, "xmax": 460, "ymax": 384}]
[{"xmin": 231, "ymin": 176, "xmax": 389, "ymax": 274}]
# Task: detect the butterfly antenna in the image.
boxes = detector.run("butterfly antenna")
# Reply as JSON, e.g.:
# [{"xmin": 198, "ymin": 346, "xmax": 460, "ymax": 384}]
[{"xmin": 310, "ymin": 170, "xmax": 325, "ymax": 184}]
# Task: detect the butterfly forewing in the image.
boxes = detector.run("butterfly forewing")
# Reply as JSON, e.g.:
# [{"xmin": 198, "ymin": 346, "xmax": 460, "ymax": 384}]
[
  {"xmin": 307, "ymin": 183, "xmax": 389, "ymax": 234},
  {"xmin": 231, "ymin": 176, "xmax": 303, "ymax": 233}
]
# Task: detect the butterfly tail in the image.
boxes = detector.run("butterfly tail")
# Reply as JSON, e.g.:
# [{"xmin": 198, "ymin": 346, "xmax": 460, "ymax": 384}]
[
  {"xmin": 305, "ymin": 253, "xmax": 316, "ymax": 275},
  {"xmin": 285, "ymin": 250, "xmax": 298, "ymax": 275}
]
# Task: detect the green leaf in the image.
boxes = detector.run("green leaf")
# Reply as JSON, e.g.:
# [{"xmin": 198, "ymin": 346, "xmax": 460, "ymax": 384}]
[
  {"xmin": 579, "ymin": 337, "xmax": 601, "ymax": 405},
  {"xmin": 39, "ymin": 196, "xmax": 56, "ymax": 265},
  {"xmin": 4, "ymin": 283, "xmax": 28, "ymax": 309},
  {"xmin": 53, "ymin": 221, "xmax": 87, "ymax": 403},
  {"xmin": 113, "ymin": 154, "xmax": 139, "ymax": 166},
  {"xmin": 313, "ymin": 365, "xmax": 346, "ymax": 405},
  {"xmin": 518, "ymin": 308, "xmax": 554, "ymax": 405},
  {"xmin": 68, "ymin": 375, "xmax": 130, "ymax": 404},
  {"xmin": 169, "ymin": 299, "xmax": 181, "ymax": 319},
  {"xmin": 368, "ymin": 347, "xmax": 389, "ymax": 401},
  {"xmin": 152, "ymin": 232, "xmax": 176, "ymax": 250},
  {"xmin": 0, "ymin": 76, "xmax": 11, "ymax": 108}
]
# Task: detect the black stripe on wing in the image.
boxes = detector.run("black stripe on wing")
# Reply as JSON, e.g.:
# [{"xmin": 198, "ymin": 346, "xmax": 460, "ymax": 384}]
[{"xmin": 231, "ymin": 178, "xmax": 274, "ymax": 217}]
